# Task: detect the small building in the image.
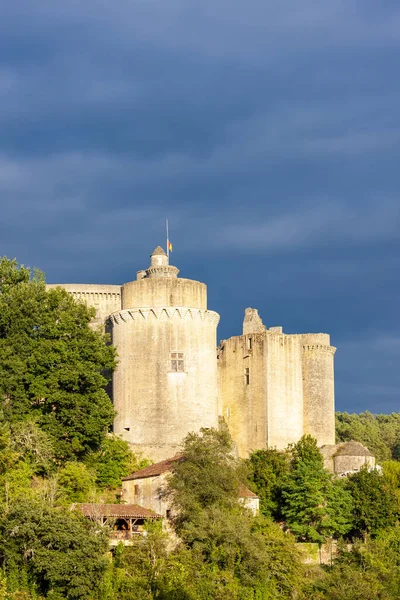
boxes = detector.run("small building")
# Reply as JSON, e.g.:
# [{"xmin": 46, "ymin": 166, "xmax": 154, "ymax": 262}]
[
  {"xmin": 74, "ymin": 503, "xmax": 162, "ymax": 545},
  {"xmin": 238, "ymin": 483, "xmax": 260, "ymax": 515},
  {"xmin": 122, "ymin": 455, "xmax": 259, "ymax": 517},
  {"xmin": 320, "ymin": 441, "xmax": 375, "ymax": 475}
]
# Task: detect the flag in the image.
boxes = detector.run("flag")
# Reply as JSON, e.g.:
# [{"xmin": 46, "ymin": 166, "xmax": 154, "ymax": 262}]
[{"xmin": 168, "ymin": 240, "xmax": 173, "ymax": 252}]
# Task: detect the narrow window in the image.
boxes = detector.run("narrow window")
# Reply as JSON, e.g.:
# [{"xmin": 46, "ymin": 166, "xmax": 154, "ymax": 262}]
[
  {"xmin": 245, "ymin": 367, "xmax": 250, "ymax": 385},
  {"xmin": 134, "ymin": 484, "xmax": 139, "ymax": 495},
  {"xmin": 171, "ymin": 352, "xmax": 184, "ymax": 372},
  {"xmin": 247, "ymin": 337, "xmax": 252, "ymax": 351}
]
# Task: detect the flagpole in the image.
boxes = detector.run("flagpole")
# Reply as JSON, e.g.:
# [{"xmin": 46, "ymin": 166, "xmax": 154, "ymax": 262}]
[{"xmin": 166, "ymin": 219, "xmax": 169, "ymax": 259}]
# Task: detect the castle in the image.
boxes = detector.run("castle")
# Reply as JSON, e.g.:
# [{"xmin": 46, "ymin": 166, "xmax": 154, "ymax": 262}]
[{"xmin": 48, "ymin": 247, "xmax": 336, "ymax": 461}]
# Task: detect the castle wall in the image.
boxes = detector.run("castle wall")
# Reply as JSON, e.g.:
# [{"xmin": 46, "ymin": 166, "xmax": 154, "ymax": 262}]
[
  {"xmin": 218, "ymin": 333, "xmax": 267, "ymax": 457},
  {"xmin": 265, "ymin": 332, "xmax": 304, "ymax": 449},
  {"xmin": 46, "ymin": 283, "xmax": 121, "ymax": 327},
  {"xmin": 111, "ymin": 306, "xmax": 220, "ymax": 462},
  {"xmin": 301, "ymin": 334, "xmax": 336, "ymax": 446}
]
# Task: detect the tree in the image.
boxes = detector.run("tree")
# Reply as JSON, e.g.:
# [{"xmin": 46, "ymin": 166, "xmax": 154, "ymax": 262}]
[
  {"xmin": 84, "ymin": 435, "xmax": 150, "ymax": 489},
  {"xmin": 282, "ymin": 436, "xmax": 353, "ymax": 543},
  {"xmin": 346, "ymin": 467, "xmax": 397, "ymax": 537},
  {"xmin": 0, "ymin": 499, "xmax": 109, "ymax": 599},
  {"xmin": 310, "ymin": 530, "xmax": 400, "ymax": 599},
  {"xmin": 336, "ymin": 411, "xmax": 400, "ymax": 462},
  {"xmin": 57, "ymin": 462, "xmax": 96, "ymax": 503},
  {"xmin": 248, "ymin": 447, "xmax": 291, "ymax": 519},
  {"xmin": 0, "ymin": 258, "xmax": 116, "ymax": 462},
  {"xmin": 166, "ymin": 427, "xmax": 306, "ymax": 599},
  {"xmin": 168, "ymin": 426, "xmax": 242, "ymax": 527}
]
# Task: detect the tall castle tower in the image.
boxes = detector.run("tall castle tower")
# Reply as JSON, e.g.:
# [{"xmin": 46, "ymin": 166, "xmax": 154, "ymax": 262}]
[{"xmin": 109, "ymin": 247, "xmax": 220, "ymax": 460}]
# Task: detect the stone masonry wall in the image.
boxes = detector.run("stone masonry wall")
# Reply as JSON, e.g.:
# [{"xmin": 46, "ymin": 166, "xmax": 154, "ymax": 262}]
[
  {"xmin": 218, "ymin": 333, "xmax": 267, "ymax": 457},
  {"xmin": 46, "ymin": 283, "xmax": 121, "ymax": 327},
  {"xmin": 265, "ymin": 332, "xmax": 304, "ymax": 449}
]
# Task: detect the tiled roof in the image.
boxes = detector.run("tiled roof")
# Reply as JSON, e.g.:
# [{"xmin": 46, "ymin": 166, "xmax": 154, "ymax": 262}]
[
  {"xmin": 122, "ymin": 454, "xmax": 185, "ymax": 481},
  {"xmin": 75, "ymin": 503, "xmax": 162, "ymax": 519},
  {"xmin": 334, "ymin": 441, "xmax": 374, "ymax": 457},
  {"xmin": 238, "ymin": 483, "xmax": 258, "ymax": 499}
]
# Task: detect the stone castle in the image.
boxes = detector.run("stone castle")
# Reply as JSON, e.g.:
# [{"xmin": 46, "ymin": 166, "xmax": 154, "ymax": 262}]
[{"xmin": 49, "ymin": 247, "xmax": 336, "ymax": 462}]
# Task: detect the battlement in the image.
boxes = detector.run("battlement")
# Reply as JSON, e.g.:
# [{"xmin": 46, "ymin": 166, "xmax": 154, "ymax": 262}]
[{"xmin": 109, "ymin": 307, "xmax": 220, "ymax": 327}]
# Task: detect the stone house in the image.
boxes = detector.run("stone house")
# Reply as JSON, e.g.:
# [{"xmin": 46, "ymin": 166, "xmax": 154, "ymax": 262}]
[
  {"xmin": 320, "ymin": 441, "xmax": 375, "ymax": 474},
  {"xmin": 121, "ymin": 455, "xmax": 259, "ymax": 517}
]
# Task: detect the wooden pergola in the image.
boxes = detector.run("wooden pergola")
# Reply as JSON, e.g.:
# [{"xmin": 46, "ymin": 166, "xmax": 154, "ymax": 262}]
[{"xmin": 74, "ymin": 503, "xmax": 162, "ymax": 538}]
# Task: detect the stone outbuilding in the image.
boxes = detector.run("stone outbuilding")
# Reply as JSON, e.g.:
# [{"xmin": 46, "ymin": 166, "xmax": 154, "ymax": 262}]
[
  {"xmin": 320, "ymin": 441, "xmax": 375, "ymax": 475},
  {"xmin": 122, "ymin": 455, "xmax": 259, "ymax": 517}
]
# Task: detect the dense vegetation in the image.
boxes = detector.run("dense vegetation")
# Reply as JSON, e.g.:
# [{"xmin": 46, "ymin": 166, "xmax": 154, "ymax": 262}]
[
  {"xmin": 0, "ymin": 257, "xmax": 399, "ymax": 599},
  {"xmin": 336, "ymin": 411, "xmax": 400, "ymax": 462}
]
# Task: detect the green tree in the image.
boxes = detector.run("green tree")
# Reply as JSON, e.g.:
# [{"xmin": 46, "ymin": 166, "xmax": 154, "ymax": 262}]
[
  {"xmin": 85, "ymin": 435, "xmax": 149, "ymax": 489},
  {"xmin": 336, "ymin": 411, "xmax": 400, "ymax": 462},
  {"xmin": 57, "ymin": 462, "xmax": 96, "ymax": 503},
  {"xmin": 311, "ymin": 529, "xmax": 400, "ymax": 599},
  {"xmin": 0, "ymin": 258, "xmax": 116, "ymax": 462},
  {"xmin": 346, "ymin": 467, "xmax": 397, "ymax": 537},
  {"xmin": 168, "ymin": 426, "xmax": 242, "ymax": 527},
  {"xmin": 167, "ymin": 427, "xmax": 306, "ymax": 599},
  {"xmin": 248, "ymin": 448, "xmax": 290, "ymax": 519},
  {"xmin": 0, "ymin": 499, "xmax": 108, "ymax": 600},
  {"xmin": 282, "ymin": 436, "xmax": 353, "ymax": 543}
]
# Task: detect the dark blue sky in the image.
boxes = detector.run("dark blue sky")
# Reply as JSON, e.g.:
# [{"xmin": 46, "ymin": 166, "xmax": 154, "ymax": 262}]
[{"xmin": 1, "ymin": 1, "xmax": 399, "ymax": 414}]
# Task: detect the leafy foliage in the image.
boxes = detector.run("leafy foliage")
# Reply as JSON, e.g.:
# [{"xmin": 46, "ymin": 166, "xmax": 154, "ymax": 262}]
[
  {"xmin": 0, "ymin": 499, "xmax": 109, "ymax": 600},
  {"xmin": 85, "ymin": 435, "xmax": 150, "ymax": 489},
  {"xmin": 336, "ymin": 411, "xmax": 400, "ymax": 462},
  {"xmin": 0, "ymin": 257, "xmax": 116, "ymax": 462},
  {"xmin": 166, "ymin": 427, "xmax": 306, "ymax": 599},
  {"xmin": 247, "ymin": 448, "xmax": 290, "ymax": 519},
  {"xmin": 345, "ymin": 467, "xmax": 397, "ymax": 536},
  {"xmin": 310, "ymin": 528, "xmax": 400, "ymax": 599},
  {"xmin": 282, "ymin": 436, "xmax": 353, "ymax": 543}
]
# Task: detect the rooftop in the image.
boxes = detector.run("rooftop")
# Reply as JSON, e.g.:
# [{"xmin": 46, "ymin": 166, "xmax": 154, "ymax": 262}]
[
  {"xmin": 334, "ymin": 441, "xmax": 374, "ymax": 457},
  {"xmin": 122, "ymin": 454, "xmax": 185, "ymax": 481},
  {"xmin": 151, "ymin": 246, "xmax": 167, "ymax": 256},
  {"xmin": 74, "ymin": 503, "xmax": 162, "ymax": 519}
]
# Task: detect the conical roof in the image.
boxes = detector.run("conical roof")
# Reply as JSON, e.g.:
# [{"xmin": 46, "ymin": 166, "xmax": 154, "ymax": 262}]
[
  {"xmin": 334, "ymin": 441, "xmax": 374, "ymax": 457},
  {"xmin": 151, "ymin": 246, "xmax": 167, "ymax": 256}
]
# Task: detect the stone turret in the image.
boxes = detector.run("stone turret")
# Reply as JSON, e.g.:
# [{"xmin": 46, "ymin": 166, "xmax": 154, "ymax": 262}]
[{"xmin": 110, "ymin": 247, "xmax": 220, "ymax": 461}]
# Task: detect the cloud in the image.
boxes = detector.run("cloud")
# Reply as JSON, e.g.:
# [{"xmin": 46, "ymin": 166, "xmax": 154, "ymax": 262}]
[
  {"xmin": 335, "ymin": 334, "xmax": 400, "ymax": 413},
  {"xmin": 0, "ymin": 1, "xmax": 399, "ymax": 414}
]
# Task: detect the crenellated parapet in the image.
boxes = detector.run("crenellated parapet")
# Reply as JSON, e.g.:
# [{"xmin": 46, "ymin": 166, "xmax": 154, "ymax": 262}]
[
  {"xmin": 109, "ymin": 307, "xmax": 220, "ymax": 326},
  {"xmin": 302, "ymin": 344, "xmax": 336, "ymax": 355}
]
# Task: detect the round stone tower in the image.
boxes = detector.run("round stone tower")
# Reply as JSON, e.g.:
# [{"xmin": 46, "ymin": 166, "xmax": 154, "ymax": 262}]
[
  {"xmin": 110, "ymin": 247, "xmax": 220, "ymax": 461},
  {"xmin": 300, "ymin": 333, "xmax": 336, "ymax": 446}
]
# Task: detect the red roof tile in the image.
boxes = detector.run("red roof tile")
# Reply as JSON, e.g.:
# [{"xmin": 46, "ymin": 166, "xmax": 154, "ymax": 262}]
[
  {"xmin": 238, "ymin": 483, "xmax": 258, "ymax": 499},
  {"xmin": 75, "ymin": 503, "xmax": 162, "ymax": 519},
  {"xmin": 122, "ymin": 454, "xmax": 184, "ymax": 481}
]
